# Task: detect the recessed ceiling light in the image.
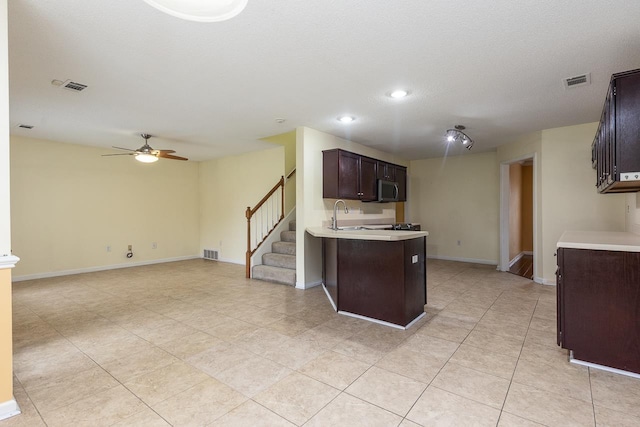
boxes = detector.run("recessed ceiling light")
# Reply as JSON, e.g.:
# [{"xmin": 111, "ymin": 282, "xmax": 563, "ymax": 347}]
[
  {"xmin": 389, "ymin": 89, "xmax": 409, "ymax": 99},
  {"xmin": 275, "ymin": 118, "xmax": 286, "ymax": 124},
  {"xmin": 338, "ymin": 116, "xmax": 355, "ymax": 123},
  {"xmin": 142, "ymin": 0, "xmax": 248, "ymax": 22}
]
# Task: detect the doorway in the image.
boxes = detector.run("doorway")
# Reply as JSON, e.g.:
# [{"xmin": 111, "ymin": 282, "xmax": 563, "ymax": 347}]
[{"xmin": 499, "ymin": 155, "xmax": 536, "ymax": 281}]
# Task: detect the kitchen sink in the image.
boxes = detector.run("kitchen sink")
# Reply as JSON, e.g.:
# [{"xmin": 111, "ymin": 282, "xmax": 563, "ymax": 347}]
[{"xmin": 329, "ymin": 226, "xmax": 373, "ymax": 231}]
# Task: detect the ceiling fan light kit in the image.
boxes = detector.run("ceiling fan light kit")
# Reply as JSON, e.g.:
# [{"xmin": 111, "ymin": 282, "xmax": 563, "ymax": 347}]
[
  {"xmin": 102, "ymin": 133, "xmax": 188, "ymax": 163},
  {"xmin": 142, "ymin": 0, "xmax": 248, "ymax": 22},
  {"xmin": 135, "ymin": 153, "xmax": 159, "ymax": 163}
]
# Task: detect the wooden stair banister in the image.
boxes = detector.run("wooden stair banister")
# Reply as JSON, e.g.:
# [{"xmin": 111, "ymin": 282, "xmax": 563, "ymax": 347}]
[{"xmin": 246, "ymin": 176, "xmax": 285, "ymax": 278}]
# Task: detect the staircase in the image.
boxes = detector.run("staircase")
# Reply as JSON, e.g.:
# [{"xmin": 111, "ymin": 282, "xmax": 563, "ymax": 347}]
[{"xmin": 252, "ymin": 220, "xmax": 296, "ymax": 286}]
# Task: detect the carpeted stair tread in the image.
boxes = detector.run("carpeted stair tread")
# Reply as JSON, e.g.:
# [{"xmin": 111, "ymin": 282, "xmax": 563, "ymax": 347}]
[
  {"xmin": 263, "ymin": 252, "xmax": 296, "ymax": 270},
  {"xmin": 280, "ymin": 230, "xmax": 296, "ymax": 242},
  {"xmin": 252, "ymin": 265, "xmax": 296, "ymax": 286},
  {"xmin": 272, "ymin": 241, "xmax": 296, "ymax": 255}
]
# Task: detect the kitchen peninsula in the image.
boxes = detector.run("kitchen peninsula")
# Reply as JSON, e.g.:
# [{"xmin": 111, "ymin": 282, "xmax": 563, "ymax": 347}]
[{"xmin": 307, "ymin": 227, "xmax": 428, "ymax": 329}]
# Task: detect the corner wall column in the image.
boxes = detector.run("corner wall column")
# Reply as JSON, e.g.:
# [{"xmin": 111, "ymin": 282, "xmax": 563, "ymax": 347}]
[
  {"xmin": 0, "ymin": 258, "xmax": 20, "ymax": 420},
  {"xmin": 0, "ymin": 0, "xmax": 19, "ymax": 420}
]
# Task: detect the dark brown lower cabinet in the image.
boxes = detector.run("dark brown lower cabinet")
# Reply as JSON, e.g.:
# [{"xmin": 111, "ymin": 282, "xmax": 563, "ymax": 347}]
[
  {"xmin": 557, "ymin": 247, "xmax": 640, "ymax": 374},
  {"xmin": 322, "ymin": 237, "xmax": 426, "ymax": 327}
]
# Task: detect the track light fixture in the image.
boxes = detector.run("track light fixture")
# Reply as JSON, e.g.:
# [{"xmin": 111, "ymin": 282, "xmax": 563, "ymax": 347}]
[{"xmin": 445, "ymin": 125, "xmax": 474, "ymax": 150}]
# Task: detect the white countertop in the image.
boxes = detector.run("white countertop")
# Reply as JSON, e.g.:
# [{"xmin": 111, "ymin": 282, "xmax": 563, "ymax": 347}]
[
  {"xmin": 557, "ymin": 230, "xmax": 640, "ymax": 252},
  {"xmin": 306, "ymin": 227, "xmax": 428, "ymax": 241}
]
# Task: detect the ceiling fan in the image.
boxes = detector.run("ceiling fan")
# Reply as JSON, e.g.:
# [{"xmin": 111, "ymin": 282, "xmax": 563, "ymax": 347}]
[{"xmin": 102, "ymin": 134, "xmax": 188, "ymax": 163}]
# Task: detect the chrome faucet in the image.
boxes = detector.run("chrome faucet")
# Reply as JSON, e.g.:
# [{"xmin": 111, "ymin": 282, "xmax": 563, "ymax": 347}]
[{"xmin": 332, "ymin": 199, "xmax": 349, "ymax": 230}]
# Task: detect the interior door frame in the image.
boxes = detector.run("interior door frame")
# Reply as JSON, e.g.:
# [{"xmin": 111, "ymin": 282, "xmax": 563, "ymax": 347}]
[{"xmin": 499, "ymin": 153, "xmax": 538, "ymax": 281}]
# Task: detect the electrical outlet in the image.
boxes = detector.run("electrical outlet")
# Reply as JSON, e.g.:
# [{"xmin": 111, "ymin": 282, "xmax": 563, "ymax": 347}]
[
  {"xmin": 152, "ymin": 242, "xmax": 157, "ymax": 249},
  {"xmin": 128, "ymin": 244, "xmax": 132, "ymax": 251},
  {"xmin": 106, "ymin": 246, "xmax": 111, "ymax": 252}
]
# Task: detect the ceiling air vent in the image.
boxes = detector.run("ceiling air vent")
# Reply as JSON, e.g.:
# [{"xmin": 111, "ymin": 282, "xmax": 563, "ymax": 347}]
[
  {"xmin": 61, "ymin": 80, "xmax": 88, "ymax": 92},
  {"xmin": 17, "ymin": 124, "xmax": 34, "ymax": 129},
  {"xmin": 563, "ymin": 73, "xmax": 591, "ymax": 89}
]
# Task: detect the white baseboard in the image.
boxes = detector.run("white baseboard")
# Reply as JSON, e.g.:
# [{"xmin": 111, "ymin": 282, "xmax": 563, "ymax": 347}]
[
  {"xmin": 217, "ymin": 257, "xmax": 245, "ymax": 266},
  {"xmin": 0, "ymin": 398, "xmax": 20, "ymax": 421},
  {"xmin": 508, "ymin": 252, "xmax": 525, "ymax": 267},
  {"xmin": 508, "ymin": 251, "xmax": 534, "ymax": 267},
  {"xmin": 12, "ymin": 255, "xmax": 200, "ymax": 282},
  {"xmin": 535, "ymin": 276, "xmax": 556, "ymax": 286},
  {"xmin": 427, "ymin": 255, "xmax": 497, "ymax": 266},
  {"xmin": 296, "ymin": 280, "xmax": 322, "ymax": 290}
]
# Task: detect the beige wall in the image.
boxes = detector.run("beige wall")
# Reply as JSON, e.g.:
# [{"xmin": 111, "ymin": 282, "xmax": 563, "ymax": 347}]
[
  {"xmin": 521, "ymin": 165, "xmax": 533, "ymax": 251},
  {"xmin": 262, "ymin": 131, "xmax": 296, "ymax": 214},
  {"xmin": 409, "ymin": 151, "xmax": 500, "ymax": 264},
  {"xmin": 540, "ymin": 123, "xmax": 625, "ymax": 282},
  {"xmin": 199, "ymin": 146, "xmax": 284, "ymax": 264},
  {"xmin": 10, "ymin": 136, "xmax": 200, "ymax": 279},
  {"xmin": 0, "ymin": 0, "xmax": 7, "ymax": 258},
  {"xmin": 625, "ymin": 192, "xmax": 640, "ymax": 234},
  {"xmin": 297, "ymin": 127, "xmax": 408, "ymax": 287},
  {"xmin": 509, "ymin": 163, "xmax": 523, "ymax": 260}
]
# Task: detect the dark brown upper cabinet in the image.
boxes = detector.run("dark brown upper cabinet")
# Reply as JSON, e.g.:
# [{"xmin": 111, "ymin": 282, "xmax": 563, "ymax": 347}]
[
  {"xmin": 323, "ymin": 149, "xmax": 377, "ymax": 201},
  {"xmin": 323, "ymin": 149, "xmax": 407, "ymax": 202},
  {"xmin": 593, "ymin": 69, "xmax": 640, "ymax": 193}
]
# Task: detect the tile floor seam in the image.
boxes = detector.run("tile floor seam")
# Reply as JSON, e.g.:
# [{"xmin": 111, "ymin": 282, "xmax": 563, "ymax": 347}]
[
  {"xmin": 11, "ymin": 376, "xmax": 49, "ymax": 427},
  {"xmin": 341, "ymin": 389, "xmax": 412, "ymax": 420},
  {"xmin": 493, "ymin": 295, "xmax": 540, "ymax": 427},
  {"xmin": 588, "ymin": 367, "xmax": 597, "ymax": 426},
  {"xmin": 111, "ymin": 385, "xmax": 173, "ymax": 427},
  {"xmin": 395, "ymin": 332, "xmax": 460, "ymax": 423},
  {"xmin": 246, "ymin": 399, "xmax": 297, "ymax": 426}
]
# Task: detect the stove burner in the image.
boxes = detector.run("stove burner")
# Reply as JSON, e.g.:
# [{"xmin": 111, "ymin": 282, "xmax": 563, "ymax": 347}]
[{"xmin": 392, "ymin": 223, "xmax": 416, "ymax": 230}]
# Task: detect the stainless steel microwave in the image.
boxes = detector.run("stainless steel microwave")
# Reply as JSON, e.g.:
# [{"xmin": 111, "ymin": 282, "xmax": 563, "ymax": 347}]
[{"xmin": 377, "ymin": 179, "xmax": 399, "ymax": 202}]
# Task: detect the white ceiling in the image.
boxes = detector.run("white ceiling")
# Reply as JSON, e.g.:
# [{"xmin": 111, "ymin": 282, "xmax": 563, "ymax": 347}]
[{"xmin": 8, "ymin": 0, "xmax": 640, "ymax": 161}]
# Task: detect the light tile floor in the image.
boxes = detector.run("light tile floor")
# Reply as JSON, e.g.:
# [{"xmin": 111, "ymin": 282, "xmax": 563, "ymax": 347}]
[{"xmin": 3, "ymin": 259, "xmax": 640, "ymax": 426}]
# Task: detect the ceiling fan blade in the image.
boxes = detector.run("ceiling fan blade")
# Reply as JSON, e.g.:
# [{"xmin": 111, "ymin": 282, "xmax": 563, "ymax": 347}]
[
  {"xmin": 111, "ymin": 146, "xmax": 138, "ymax": 152},
  {"xmin": 157, "ymin": 153, "xmax": 188, "ymax": 161},
  {"xmin": 102, "ymin": 153, "xmax": 135, "ymax": 157},
  {"xmin": 155, "ymin": 149, "xmax": 176, "ymax": 154}
]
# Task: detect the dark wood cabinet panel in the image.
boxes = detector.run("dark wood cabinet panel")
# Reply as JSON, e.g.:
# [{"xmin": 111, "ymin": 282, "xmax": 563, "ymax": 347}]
[
  {"xmin": 594, "ymin": 69, "xmax": 640, "ymax": 193},
  {"xmin": 323, "ymin": 149, "xmax": 407, "ymax": 202},
  {"xmin": 557, "ymin": 247, "xmax": 640, "ymax": 374},
  {"xmin": 376, "ymin": 161, "xmax": 396, "ymax": 181},
  {"xmin": 323, "ymin": 149, "xmax": 377, "ymax": 201},
  {"xmin": 337, "ymin": 150, "xmax": 360, "ymax": 199},
  {"xmin": 360, "ymin": 156, "xmax": 378, "ymax": 201},
  {"xmin": 394, "ymin": 165, "xmax": 407, "ymax": 202},
  {"xmin": 323, "ymin": 237, "xmax": 427, "ymax": 327}
]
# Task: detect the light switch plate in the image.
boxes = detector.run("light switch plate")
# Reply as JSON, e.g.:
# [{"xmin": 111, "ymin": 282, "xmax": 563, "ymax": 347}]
[{"xmin": 412, "ymin": 255, "xmax": 418, "ymax": 263}]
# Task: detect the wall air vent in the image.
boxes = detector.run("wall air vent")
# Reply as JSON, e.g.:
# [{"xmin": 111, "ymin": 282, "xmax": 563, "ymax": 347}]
[
  {"xmin": 17, "ymin": 124, "xmax": 34, "ymax": 129},
  {"xmin": 203, "ymin": 249, "xmax": 219, "ymax": 260},
  {"xmin": 563, "ymin": 73, "xmax": 591, "ymax": 89},
  {"xmin": 61, "ymin": 80, "xmax": 88, "ymax": 92}
]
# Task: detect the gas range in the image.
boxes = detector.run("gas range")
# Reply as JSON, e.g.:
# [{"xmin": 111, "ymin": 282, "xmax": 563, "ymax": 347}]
[{"xmin": 388, "ymin": 223, "xmax": 421, "ymax": 231}]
